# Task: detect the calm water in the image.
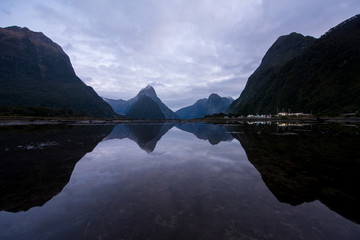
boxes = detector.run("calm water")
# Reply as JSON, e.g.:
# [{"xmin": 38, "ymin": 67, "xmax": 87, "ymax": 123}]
[{"xmin": 0, "ymin": 122, "xmax": 360, "ymax": 240}]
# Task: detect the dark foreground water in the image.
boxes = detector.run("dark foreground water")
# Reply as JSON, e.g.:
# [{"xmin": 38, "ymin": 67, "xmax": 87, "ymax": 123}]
[{"xmin": 0, "ymin": 122, "xmax": 360, "ymax": 240}]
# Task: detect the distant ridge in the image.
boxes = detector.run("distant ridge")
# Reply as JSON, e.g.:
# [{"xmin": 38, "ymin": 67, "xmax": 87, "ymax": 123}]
[
  {"xmin": 104, "ymin": 85, "xmax": 178, "ymax": 119},
  {"xmin": 227, "ymin": 14, "xmax": 360, "ymax": 116},
  {"xmin": 176, "ymin": 93, "xmax": 233, "ymax": 119},
  {"xmin": 0, "ymin": 26, "xmax": 116, "ymax": 118}
]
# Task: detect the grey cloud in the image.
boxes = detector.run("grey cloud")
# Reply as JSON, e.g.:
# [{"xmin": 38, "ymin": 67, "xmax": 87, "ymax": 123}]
[{"xmin": 1, "ymin": 0, "xmax": 360, "ymax": 108}]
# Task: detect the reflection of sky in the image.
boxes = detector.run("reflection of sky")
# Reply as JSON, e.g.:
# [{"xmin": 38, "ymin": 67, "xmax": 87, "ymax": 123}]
[
  {"xmin": 73, "ymin": 128, "xmax": 250, "ymax": 188},
  {"xmin": 1, "ymin": 127, "xmax": 359, "ymax": 240}
]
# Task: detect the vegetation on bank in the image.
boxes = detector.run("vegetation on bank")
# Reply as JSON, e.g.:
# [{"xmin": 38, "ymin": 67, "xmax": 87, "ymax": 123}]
[{"xmin": 0, "ymin": 105, "xmax": 87, "ymax": 118}]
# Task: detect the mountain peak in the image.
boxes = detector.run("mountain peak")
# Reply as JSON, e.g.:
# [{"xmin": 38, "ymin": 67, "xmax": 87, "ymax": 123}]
[
  {"xmin": 259, "ymin": 32, "xmax": 315, "ymax": 69},
  {"xmin": 138, "ymin": 84, "xmax": 157, "ymax": 99},
  {"xmin": 208, "ymin": 93, "xmax": 221, "ymax": 100},
  {"xmin": 145, "ymin": 84, "xmax": 154, "ymax": 90},
  {"xmin": 105, "ymin": 85, "xmax": 177, "ymax": 119}
]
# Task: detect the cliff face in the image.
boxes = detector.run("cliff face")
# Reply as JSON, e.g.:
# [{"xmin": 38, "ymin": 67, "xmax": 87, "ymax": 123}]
[{"xmin": 0, "ymin": 26, "xmax": 116, "ymax": 118}]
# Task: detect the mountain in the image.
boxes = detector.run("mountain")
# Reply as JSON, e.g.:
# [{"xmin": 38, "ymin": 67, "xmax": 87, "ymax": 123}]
[
  {"xmin": 104, "ymin": 85, "xmax": 178, "ymax": 119},
  {"xmin": 176, "ymin": 93, "xmax": 233, "ymax": 119},
  {"xmin": 227, "ymin": 14, "xmax": 360, "ymax": 116},
  {"xmin": 175, "ymin": 98, "xmax": 207, "ymax": 119},
  {"xmin": 0, "ymin": 26, "xmax": 116, "ymax": 118},
  {"xmin": 226, "ymin": 32, "xmax": 315, "ymax": 114}
]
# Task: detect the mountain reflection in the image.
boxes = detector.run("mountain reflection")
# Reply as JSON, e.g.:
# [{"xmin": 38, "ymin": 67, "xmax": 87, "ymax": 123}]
[
  {"xmin": 176, "ymin": 123, "xmax": 233, "ymax": 145},
  {"xmin": 228, "ymin": 123, "xmax": 360, "ymax": 224},
  {"xmin": 104, "ymin": 122, "xmax": 234, "ymax": 153},
  {"xmin": 2, "ymin": 122, "xmax": 360, "ymax": 239},
  {"xmin": 0, "ymin": 125, "xmax": 112, "ymax": 212},
  {"xmin": 2, "ymin": 121, "xmax": 360, "ymax": 228},
  {"xmin": 104, "ymin": 123, "xmax": 174, "ymax": 152}
]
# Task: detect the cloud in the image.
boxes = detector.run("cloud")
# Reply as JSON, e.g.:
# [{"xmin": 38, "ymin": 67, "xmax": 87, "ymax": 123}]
[{"xmin": 1, "ymin": 0, "xmax": 360, "ymax": 109}]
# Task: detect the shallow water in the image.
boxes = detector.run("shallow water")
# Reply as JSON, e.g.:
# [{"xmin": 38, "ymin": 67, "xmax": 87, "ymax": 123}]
[{"xmin": 0, "ymin": 123, "xmax": 359, "ymax": 240}]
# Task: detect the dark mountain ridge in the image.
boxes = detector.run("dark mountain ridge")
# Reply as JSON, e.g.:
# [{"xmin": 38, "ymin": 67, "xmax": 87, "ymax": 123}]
[
  {"xmin": 176, "ymin": 93, "xmax": 233, "ymax": 119},
  {"xmin": 226, "ymin": 32, "xmax": 316, "ymax": 114},
  {"xmin": 227, "ymin": 14, "xmax": 360, "ymax": 115},
  {"xmin": 0, "ymin": 26, "xmax": 116, "ymax": 118}
]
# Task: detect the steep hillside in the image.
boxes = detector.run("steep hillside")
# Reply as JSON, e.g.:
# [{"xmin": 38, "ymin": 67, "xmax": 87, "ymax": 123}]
[
  {"xmin": 227, "ymin": 15, "xmax": 360, "ymax": 115},
  {"xmin": 0, "ymin": 26, "xmax": 116, "ymax": 118},
  {"xmin": 227, "ymin": 32, "xmax": 315, "ymax": 114}
]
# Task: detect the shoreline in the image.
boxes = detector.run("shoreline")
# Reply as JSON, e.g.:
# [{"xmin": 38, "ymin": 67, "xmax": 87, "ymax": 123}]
[{"xmin": 0, "ymin": 116, "xmax": 360, "ymax": 126}]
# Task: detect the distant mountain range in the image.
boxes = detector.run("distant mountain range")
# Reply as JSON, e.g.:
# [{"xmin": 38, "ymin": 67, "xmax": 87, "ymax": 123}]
[
  {"xmin": 104, "ymin": 85, "xmax": 178, "ymax": 119},
  {"xmin": 227, "ymin": 14, "xmax": 360, "ymax": 116},
  {"xmin": 176, "ymin": 93, "xmax": 233, "ymax": 119},
  {"xmin": 0, "ymin": 26, "xmax": 116, "ymax": 118}
]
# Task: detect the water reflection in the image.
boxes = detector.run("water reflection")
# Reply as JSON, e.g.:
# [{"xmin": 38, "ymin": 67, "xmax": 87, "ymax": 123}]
[
  {"xmin": 104, "ymin": 123, "xmax": 173, "ymax": 152},
  {"xmin": 0, "ymin": 125, "xmax": 112, "ymax": 212},
  {"xmin": 228, "ymin": 123, "xmax": 360, "ymax": 224},
  {"xmin": 104, "ymin": 123, "xmax": 233, "ymax": 153},
  {"xmin": 176, "ymin": 123, "xmax": 233, "ymax": 145},
  {"xmin": 0, "ymin": 122, "xmax": 360, "ymax": 240}
]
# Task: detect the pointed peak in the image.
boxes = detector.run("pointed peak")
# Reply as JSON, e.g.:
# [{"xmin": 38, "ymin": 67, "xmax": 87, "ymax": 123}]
[
  {"xmin": 145, "ymin": 84, "xmax": 154, "ymax": 90},
  {"xmin": 137, "ymin": 84, "xmax": 157, "ymax": 99}
]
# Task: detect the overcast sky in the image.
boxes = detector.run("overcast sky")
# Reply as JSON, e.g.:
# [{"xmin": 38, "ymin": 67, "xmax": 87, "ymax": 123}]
[{"xmin": 1, "ymin": 0, "xmax": 359, "ymax": 109}]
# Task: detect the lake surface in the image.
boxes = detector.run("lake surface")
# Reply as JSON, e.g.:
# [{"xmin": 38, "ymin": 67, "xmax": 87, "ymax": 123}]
[{"xmin": 0, "ymin": 122, "xmax": 360, "ymax": 240}]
